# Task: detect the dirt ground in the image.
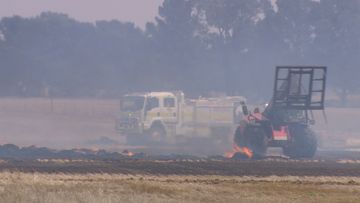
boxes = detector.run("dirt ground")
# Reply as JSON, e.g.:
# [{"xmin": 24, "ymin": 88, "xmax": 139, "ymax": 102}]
[{"xmin": 0, "ymin": 172, "xmax": 359, "ymax": 203}]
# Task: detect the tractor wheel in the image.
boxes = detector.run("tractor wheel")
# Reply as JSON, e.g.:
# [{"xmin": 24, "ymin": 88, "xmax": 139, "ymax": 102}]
[
  {"xmin": 282, "ymin": 126, "xmax": 317, "ymax": 158},
  {"xmin": 234, "ymin": 125, "xmax": 268, "ymax": 159}
]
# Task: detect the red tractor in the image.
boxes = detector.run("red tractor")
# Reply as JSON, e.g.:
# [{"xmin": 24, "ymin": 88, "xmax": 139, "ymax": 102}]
[{"xmin": 234, "ymin": 66, "xmax": 327, "ymax": 159}]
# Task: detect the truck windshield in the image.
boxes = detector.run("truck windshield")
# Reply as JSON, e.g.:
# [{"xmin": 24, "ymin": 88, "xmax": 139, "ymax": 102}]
[{"xmin": 121, "ymin": 96, "xmax": 145, "ymax": 111}]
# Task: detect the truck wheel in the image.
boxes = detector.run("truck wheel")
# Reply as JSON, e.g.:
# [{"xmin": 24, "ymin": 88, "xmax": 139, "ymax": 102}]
[
  {"xmin": 283, "ymin": 126, "xmax": 317, "ymax": 158},
  {"xmin": 234, "ymin": 126, "xmax": 268, "ymax": 159},
  {"xmin": 148, "ymin": 125, "xmax": 166, "ymax": 145}
]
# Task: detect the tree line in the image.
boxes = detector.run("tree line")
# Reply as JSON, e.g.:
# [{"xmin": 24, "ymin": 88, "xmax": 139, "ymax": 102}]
[{"xmin": 0, "ymin": 0, "xmax": 359, "ymax": 104}]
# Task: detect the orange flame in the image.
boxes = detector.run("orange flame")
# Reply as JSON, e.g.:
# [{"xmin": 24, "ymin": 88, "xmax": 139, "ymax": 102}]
[
  {"xmin": 122, "ymin": 150, "xmax": 135, "ymax": 157},
  {"xmin": 242, "ymin": 147, "xmax": 253, "ymax": 158},
  {"xmin": 224, "ymin": 151, "xmax": 235, "ymax": 158},
  {"xmin": 224, "ymin": 144, "xmax": 253, "ymax": 159}
]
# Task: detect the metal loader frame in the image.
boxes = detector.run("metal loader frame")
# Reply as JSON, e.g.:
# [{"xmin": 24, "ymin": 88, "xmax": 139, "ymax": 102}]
[{"xmin": 272, "ymin": 66, "xmax": 327, "ymax": 110}]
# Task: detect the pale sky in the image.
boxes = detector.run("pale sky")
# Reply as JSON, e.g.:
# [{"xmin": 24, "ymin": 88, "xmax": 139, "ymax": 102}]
[{"xmin": 0, "ymin": 0, "xmax": 164, "ymax": 28}]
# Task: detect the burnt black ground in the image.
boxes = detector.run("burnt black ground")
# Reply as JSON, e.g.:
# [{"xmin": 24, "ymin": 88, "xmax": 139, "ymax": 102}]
[
  {"xmin": 1, "ymin": 158, "xmax": 360, "ymax": 176},
  {"xmin": 0, "ymin": 151, "xmax": 358, "ymax": 176},
  {"xmin": 0, "ymin": 144, "xmax": 359, "ymax": 176}
]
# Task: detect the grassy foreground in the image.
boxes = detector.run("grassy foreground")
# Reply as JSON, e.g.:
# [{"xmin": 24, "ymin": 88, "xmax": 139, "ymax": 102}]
[{"xmin": 0, "ymin": 172, "xmax": 359, "ymax": 203}]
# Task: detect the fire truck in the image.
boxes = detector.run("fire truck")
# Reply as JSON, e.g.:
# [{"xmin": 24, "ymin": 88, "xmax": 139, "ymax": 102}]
[{"xmin": 116, "ymin": 91, "xmax": 245, "ymax": 145}]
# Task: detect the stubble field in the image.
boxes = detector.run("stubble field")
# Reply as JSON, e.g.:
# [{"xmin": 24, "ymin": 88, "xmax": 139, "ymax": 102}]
[{"xmin": 1, "ymin": 172, "xmax": 360, "ymax": 203}]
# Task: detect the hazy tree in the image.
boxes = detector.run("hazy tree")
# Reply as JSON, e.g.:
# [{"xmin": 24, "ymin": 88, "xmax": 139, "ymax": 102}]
[
  {"xmin": 194, "ymin": 0, "xmax": 273, "ymax": 96},
  {"xmin": 311, "ymin": 0, "xmax": 360, "ymax": 106},
  {"xmin": 0, "ymin": 1, "xmax": 359, "ymax": 103},
  {"xmin": 145, "ymin": 0, "xmax": 208, "ymax": 94}
]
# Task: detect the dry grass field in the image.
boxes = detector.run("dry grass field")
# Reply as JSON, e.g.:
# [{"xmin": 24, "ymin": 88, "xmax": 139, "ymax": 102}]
[
  {"xmin": 0, "ymin": 172, "xmax": 358, "ymax": 203},
  {"xmin": 0, "ymin": 98, "xmax": 120, "ymax": 149},
  {"xmin": 313, "ymin": 107, "xmax": 360, "ymax": 148}
]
